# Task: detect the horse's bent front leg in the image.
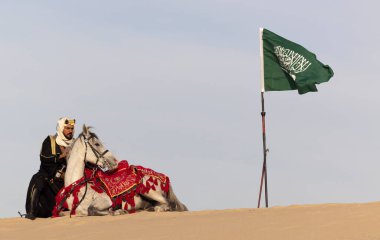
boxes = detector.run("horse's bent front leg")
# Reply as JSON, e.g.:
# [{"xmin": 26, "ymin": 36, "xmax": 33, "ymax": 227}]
[{"xmin": 87, "ymin": 191, "xmax": 113, "ymax": 216}]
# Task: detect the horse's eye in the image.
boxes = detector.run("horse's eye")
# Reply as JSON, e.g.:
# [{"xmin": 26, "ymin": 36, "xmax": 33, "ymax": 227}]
[{"xmin": 94, "ymin": 143, "xmax": 100, "ymax": 147}]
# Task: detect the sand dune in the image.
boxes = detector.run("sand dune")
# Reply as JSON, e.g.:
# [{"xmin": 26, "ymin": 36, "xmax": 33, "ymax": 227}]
[{"xmin": 2, "ymin": 202, "xmax": 380, "ymax": 240}]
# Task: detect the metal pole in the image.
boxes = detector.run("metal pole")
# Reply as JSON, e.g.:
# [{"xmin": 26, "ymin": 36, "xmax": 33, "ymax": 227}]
[
  {"xmin": 257, "ymin": 28, "xmax": 269, "ymax": 208},
  {"xmin": 257, "ymin": 91, "xmax": 269, "ymax": 208}
]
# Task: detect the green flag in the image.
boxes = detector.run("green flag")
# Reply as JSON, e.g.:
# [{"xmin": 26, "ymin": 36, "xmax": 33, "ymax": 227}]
[{"xmin": 260, "ymin": 28, "xmax": 334, "ymax": 94}]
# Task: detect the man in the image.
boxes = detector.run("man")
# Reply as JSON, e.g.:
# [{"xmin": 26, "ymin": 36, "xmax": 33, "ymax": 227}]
[{"xmin": 25, "ymin": 117, "xmax": 76, "ymax": 219}]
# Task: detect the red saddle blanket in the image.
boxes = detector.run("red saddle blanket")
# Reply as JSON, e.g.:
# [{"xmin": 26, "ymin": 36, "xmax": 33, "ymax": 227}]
[
  {"xmin": 95, "ymin": 160, "xmax": 169, "ymax": 198},
  {"xmin": 96, "ymin": 160, "xmax": 137, "ymax": 197}
]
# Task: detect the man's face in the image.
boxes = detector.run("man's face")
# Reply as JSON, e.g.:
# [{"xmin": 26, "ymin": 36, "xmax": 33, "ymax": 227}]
[{"xmin": 63, "ymin": 125, "xmax": 74, "ymax": 139}]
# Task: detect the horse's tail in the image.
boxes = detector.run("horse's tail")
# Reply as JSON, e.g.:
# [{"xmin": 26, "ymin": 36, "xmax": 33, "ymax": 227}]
[{"xmin": 167, "ymin": 185, "xmax": 188, "ymax": 212}]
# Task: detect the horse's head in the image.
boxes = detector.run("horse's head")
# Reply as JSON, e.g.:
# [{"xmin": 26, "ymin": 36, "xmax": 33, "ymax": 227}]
[{"xmin": 79, "ymin": 124, "xmax": 118, "ymax": 172}]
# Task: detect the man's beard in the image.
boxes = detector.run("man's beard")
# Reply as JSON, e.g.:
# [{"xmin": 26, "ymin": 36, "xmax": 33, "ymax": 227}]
[{"xmin": 64, "ymin": 133, "xmax": 73, "ymax": 140}]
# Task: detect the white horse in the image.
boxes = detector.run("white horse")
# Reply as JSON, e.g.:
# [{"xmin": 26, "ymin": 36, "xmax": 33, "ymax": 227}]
[{"xmin": 58, "ymin": 125, "xmax": 187, "ymax": 216}]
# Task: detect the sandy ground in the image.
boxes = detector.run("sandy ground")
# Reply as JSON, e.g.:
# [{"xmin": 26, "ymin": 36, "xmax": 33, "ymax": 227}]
[{"xmin": 2, "ymin": 202, "xmax": 380, "ymax": 240}]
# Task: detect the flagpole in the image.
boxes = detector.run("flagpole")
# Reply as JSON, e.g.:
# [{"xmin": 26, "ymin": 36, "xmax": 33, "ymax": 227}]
[
  {"xmin": 257, "ymin": 92, "xmax": 269, "ymax": 208},
  {"xmin": 257, "ymin": 28, "xmax": 269, "ymax": 208}
]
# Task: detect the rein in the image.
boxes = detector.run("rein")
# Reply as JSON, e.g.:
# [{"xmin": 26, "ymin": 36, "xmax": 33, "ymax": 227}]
[
  {"xmin": 69, "ymin": 134, "xmax": 110, "ymax": 216},
  {"xmin": 55, "ymin": 176, "xmax": 91, "ymax": 217}
]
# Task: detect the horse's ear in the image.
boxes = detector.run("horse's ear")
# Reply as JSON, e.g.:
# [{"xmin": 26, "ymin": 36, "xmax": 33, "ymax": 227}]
[{"xmin": 83, "ymin": 124, "xmax": 88, "ymax": 135}]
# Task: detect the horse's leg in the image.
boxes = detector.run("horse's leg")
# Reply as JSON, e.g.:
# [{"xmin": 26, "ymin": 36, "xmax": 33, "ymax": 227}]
[
  {"xmin": 145, "ymin": 191, "xmax": 170, "ymax": 212},
  {"xmin": 136, "ymin": 195, "xmax": 156, "ymax": 210},
  {"xmin": 66, "ymin": 186, "xmax": 113, "ymax": 216},
  {"xmin": 139, "ymin": 179, "xmax": 188, "ymax": 212},
  {"xmin": 114, "ymin": 195, "xmax": 153, "ymax": 214},
  {"xmin": 139, "ymin": 177, "xmax": 170, "ymax": 212},
  {"xmin": 123, "ymin": 195, "xmax": 154, "ymax": 212},
  {"xmin": 87, "ymin": 191, "xmax": 113, "ymax": 216},
  {"xmin": 144, "ymin": 187, "xmax": 188, "ymax": 212},
  {"xmin": 87, "ymin": 189, "xmax": 149, "ymax": 216}
]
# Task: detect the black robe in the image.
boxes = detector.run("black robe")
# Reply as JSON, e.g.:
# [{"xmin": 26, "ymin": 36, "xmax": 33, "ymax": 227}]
[{"xmin": 25, "ymin": 136, "xmax": 66, "ymax": 218}]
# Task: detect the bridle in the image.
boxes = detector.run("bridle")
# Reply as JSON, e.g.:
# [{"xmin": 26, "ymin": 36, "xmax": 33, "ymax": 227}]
[
  {"xmin": 82, "ymin": 134, "xmax": 110, "ymax": 171},
  {"xmin": 70, "ymin": 133, "xmax": 111, "ymax": 217}
]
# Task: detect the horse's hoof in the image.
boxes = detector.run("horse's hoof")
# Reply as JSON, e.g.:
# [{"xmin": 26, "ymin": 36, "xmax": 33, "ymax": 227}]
[
  {"xmin": 146, "ymin": 206, "xmax": 156, "ymax": 212},
  {"xmin": 154, "ymin": 205, "xmax": 170, "ymax": 212},
  {"xmin": 110, "ymin": 209, "xmax": 128, "ymax": 216}
]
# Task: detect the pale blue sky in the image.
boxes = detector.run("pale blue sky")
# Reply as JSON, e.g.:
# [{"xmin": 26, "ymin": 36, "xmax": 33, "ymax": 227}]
[{"xmin": 1, "ymin": 0, "xmax": 380, "ymax": 218}]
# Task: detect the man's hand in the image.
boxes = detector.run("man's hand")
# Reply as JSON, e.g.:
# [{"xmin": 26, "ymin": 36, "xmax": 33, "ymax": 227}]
[{"xmin": 59, "ymin": 146, "xmax": 67, "ymax": 159}]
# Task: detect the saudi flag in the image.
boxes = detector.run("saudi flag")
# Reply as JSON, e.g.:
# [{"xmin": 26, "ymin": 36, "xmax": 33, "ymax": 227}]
[{"xmin": 260, "ymin": 28, "xmax": 334, "ymax": 94}]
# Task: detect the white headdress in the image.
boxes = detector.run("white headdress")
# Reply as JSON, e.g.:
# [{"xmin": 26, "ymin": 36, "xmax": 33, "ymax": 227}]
[{"xmin": 56, "ymin": 117, "xmax": 75, "ymax": 147}]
